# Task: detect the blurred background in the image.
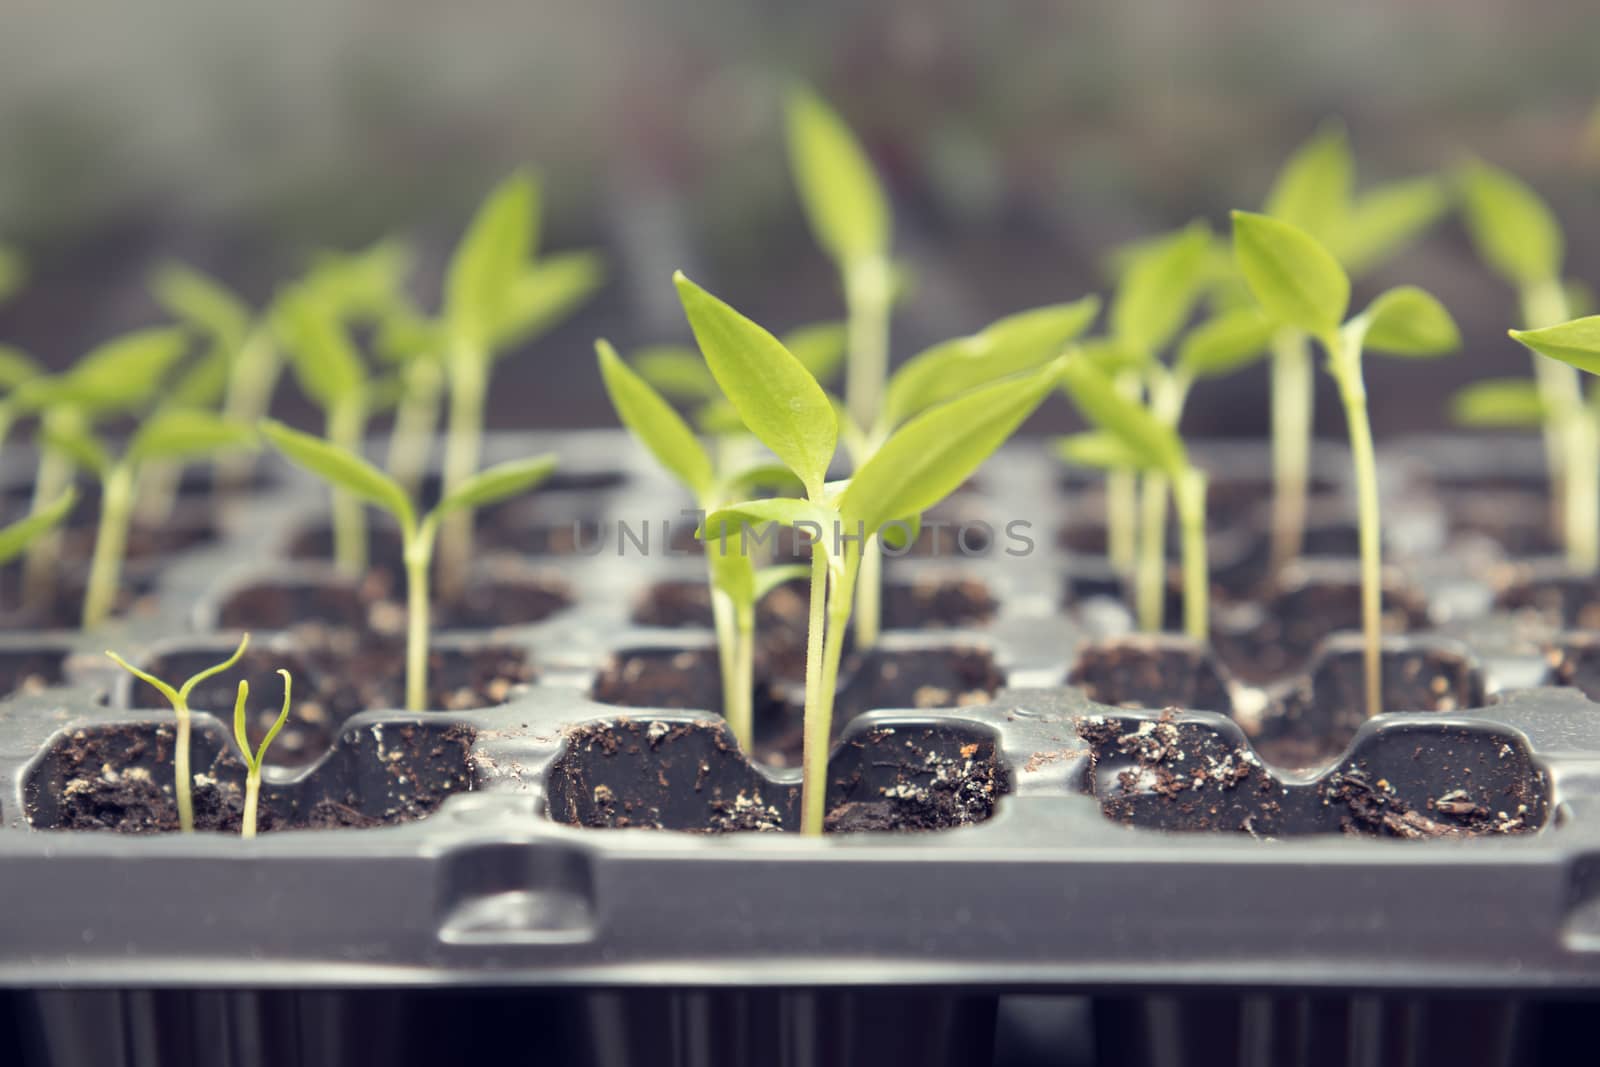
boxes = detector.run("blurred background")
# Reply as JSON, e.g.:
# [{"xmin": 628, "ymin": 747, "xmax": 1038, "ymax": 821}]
[{"xmin": 1, "ymin": 0, "xmax": 1597, "ymax": 436}]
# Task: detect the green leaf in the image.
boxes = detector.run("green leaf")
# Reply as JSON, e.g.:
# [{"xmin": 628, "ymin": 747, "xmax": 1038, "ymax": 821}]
[
  {"xmin": 633, "ymin": 345, "xmax": 718, "ymax": 401},
  {"xmin": 878, "ymin": 512, "xmax": 921, "ymax": 551},
  {"xmin": 490, "ymin": 250, "xmax": 604, "ymax": 354},
  {"xmin": 1450, "ymin": 379, "xmax": 1545, "ymax": 428},
  {"xmin": 167, "ymin": 345, "xmax": 232, "ymax": 409},
  {"xmin": 41, "ymin": 420, "xmax": 110, "ymax": 476},
  {"xmin": 1358, "ymin": 286, "xmax": 1460, "ymax": 357},
  {"xmin": 883, "ymin": 296, "xmax": 1100, "ymax": 428},
  {"xmin": 693, "ymin": 396, "xmax": 748, "ymax": 437},
  {"xmin": 1175, "ymin": 307, "xmax": 1275, "ymax": 380},
  {"xmin": 597, "ymin": 339, "xmax": 715, "ymax": 499},
  {"xmin": 781, "ymin": 321, "xmax": 848, "ymax": 386},
  {"xmin": 1263, "ymin": 121, "xmax": 1352, "ymax": 242},
  {"xmin": 1458, "ymin": 159, "xmax": 1562, "ymax": 289},
  {"xmin": 273, "ymin": 289, "xmax": 366, "ymax": 409},
  {"xmin": 1231, "ymin": 211, "xmax": 1350, "ymax": 343},
  {"xmin": 1058, "ymin": 359, "xmax": 1186, "ymax": 478},
  {"xmin": 149, "ymin": 262, "xmax": 250, "ymax": 348},
  {"xmin": 304, "ymin": 238, "xmax": 415, "ymax": 323},
  {"xmin": 259, "ymin": 419, "xmax": 412, "ymax": 526},
  {"xmin": 1110, "ymin": 222, "xmax": 1213, "ymax": 358},
  {"xmin": 129, "ymin": 411, "xmax": 258, "ymax": 466},
  {"xmin": 1337, "ymin": 176, "xmax": 1449, "ymax": 277},
  {"xmin": 674, "ymin": 273, "xmax": 837, "ymax": 494},
  {"xmin": 445, "ymin": 173, "xmax": 537, "ymax": 352},
  {"xmin": 1510, "ymin": 316, "xmax": 1600, "ymax": 376},
  {"xmin": 433, "ymin": 453, "xmax": 557, "ymax": 521},
  {"xmin": 0, "ymin": 487, "xmax": 76, "ymax": 566},
  {"xmin": 753, "ymin": 563, "xmax": 810, "ymax": 602},
  {"xmin": 1054, "ymin": 431, "xmax": 1162, "ymax": 472},
  {"xmin": 840, "ymin": 360, "xmax": 1063, "ymax": 537},
  {"xmin": 1077, "ymin": 338, "xmax": 1146, "ymax": 378},
  {"xmin": 785, "ymin": 87, "xmax": 890, "ymax": 266},
  {"xmin": 708, "ymin": 549, "xmax": 755, "ymax": 605},
  {"xmin": 56, "ymin": 327, "xmax": 191, "ymax": 414},
  {"xmin": 722, "ymin": 461, "xmax": 805, "ymax": 498},
  {"xmin": 700, "ymin": 497, "xmax": 841, "ymax": 558},
  {"xmin": 0, "ymin": 344, "xmax": 41, "ymax": 391}
]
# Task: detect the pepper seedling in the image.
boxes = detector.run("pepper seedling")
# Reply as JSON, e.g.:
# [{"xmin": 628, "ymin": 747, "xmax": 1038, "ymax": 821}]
[
  {"xmin": 43, "ymin": 411, "xmax": 258, "ymax": 628},
  {"xmin": 260, "ymin": 419, "xmax": 556, "ymax": 711},
  {"xmin": 677, "ymin": 273, "xmax": 1063, "ymax": 835},
  {"xmin": 436, "ymin": 174, "xmax": 604, "ymax": 596},
  {"xmin": 1459, "ymin": 159, "xmax": 1592, "ymax": 570},
  {"xmin": 1258, "ymin": 123, "xmax": 1449, "ymax": 575},
  {"xmin": 597, "ymin": 338, "xmax": 809, "ymax": 750},
  {"xmin": 231, "ymin": 671, "xmax": 293, "ymax": 839},
  {"xmin": 1233, "ymin": 211, "xmax": 1460, "ymax": 718},
  {"xmin": 106, "ymin": 633, "xmax": 252, "ymax": 834}
]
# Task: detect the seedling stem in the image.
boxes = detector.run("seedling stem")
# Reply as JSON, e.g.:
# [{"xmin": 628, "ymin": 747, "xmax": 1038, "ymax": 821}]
[
  {"xmin": 1326, "ymin": 330, "xmax": 1385, "ymax": 718},
  {"xmin": 232, "ymin": 670, "xmax": 293, "ymax": 840},
  {"xmin": 1269, "ymin": 329, "xmax": 1314, "ymax": 574}
]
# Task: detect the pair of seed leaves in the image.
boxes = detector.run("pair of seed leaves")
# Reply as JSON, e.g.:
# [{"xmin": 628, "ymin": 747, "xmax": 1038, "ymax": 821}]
[{"xmin": 600, "ymin": 273, "xmax": 1097, "ymax": 591}]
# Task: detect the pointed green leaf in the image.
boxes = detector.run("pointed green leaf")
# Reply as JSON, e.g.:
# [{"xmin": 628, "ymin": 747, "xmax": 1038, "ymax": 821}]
[
  {"xmin": 1175, "ymin": 307, "xmax": 1275, "ymax": 380},
  {"xmin": 128, "ymin": 411, "xmax": 257, "ymax": 466},
  {"xmin": 1338, "ymin": 176, "xmax": 1449, "ymax": 277},
  {"xmin": 259, "ymin": 419, "xmax": 412, "ymax": 526},
  {"xmin": 57, "ymin": 327, "xmax": 191, "ymax": 414},
  {"xmin": 1359, "ymin": 286, "xmax": 1460, "ymax": 357},
  {"xmin": 840, "ymin": 360, "xmax": 1063, "ymax": 537},
  {"xmin": 304, "ymin": 238, "xmax": 415, "ymax": 324},
  {"xmin": 0, "ymin": 487, "xmax": 76, "ymax": 566},
  {"xmin": 491, "ymin": 250, "xmax": 604, "ymax": 354},
  {"xmin": 149, "ymin": 262, "xmax": 250, "ymax": 347},
  {"xmin": 700, "ymin": 498, "xmax": 841, "ymax": 560},
  {"xmin": 1450, "ymin": 379, "xmax": 1545, "ymax": 428},
  {"xmin": 433, "ymin": 454, "xmax": 557, "ymax": 521},
  {"xmin": 884, "ymin": 296, "xmax": 1100, "ymax": 428},
  {"xmin": 445, "ymin": 173, "xmax": 538, "ymax": 351},
  {"xmin": 785, "ymin": 87, "xmax": 890, "ymax": 265},
  {"xmin": 674, "ymin": 273, "xmax": 837, "ymax": 494},
  {"xmin": 1058, "ymin": 359, "xmax": 1186, "ymax": 478},
  {"xmin": 781, "ymin": 321, "xmax": 848, "ymax": 386},
  {"xmin": 167, "ymin": 345, "xmax": 232, "ymax": 409},
  {"xmin": 1263, "ymin": 121, "xmax": 1352, "ymax": 242},
  {"xmin": 879, "ymin": 512, "xmax": 921, "ymax": 551},
  {"xmin": 1110, "ymin": 223, "xmax": 1213, "ymax": 358},
  {"xmin": 40, "ymin": 421, "xmax": 110, "ymax": 477},
  {"xmin": 1458, "ymin": 160, "xmax": 1562, "ymax": 288},
  {"xmin": 1510, "ymin": 316, "xmax": 1600, "ymax": 376},
  {"xmin": 597, "ymin": 339, "xmax": 714, "ymax": 498},
  {"xmin": 633, "ymin": 345, "xmax": 719, "ymax": 401},
  {"xmin": 0, "ymin": 344, "xmax": 41, "ymax": 391},
  {"xmin": 177, "ymin": 633, "xmax": 251, "ymax": 705},
  {"xmin": 722, "ymin": 461, "xmax": 805, "ymax": 499},
  {"xmin": 273, "ymin": 288, "xmax": 366, "ymax": 409},
  {"xmin": 1054, "ymin": 431, "xmax": 1161, "ymax": 472},
  {"xmin": 1231, "ymin": 211, "xmax": 1350, "ymax": 342}
]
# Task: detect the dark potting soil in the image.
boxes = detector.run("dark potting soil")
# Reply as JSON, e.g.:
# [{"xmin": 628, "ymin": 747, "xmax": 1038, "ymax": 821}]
[
  {"xmin": 0, "ymin": 564, "xmax": 159, "ymax": 631},
  {"xmin": 26, "ymin": 720, "xmax": 476, "ymax": 833},
  {"xmin": 130, "ymin": 631, "xmax": 530, "ymax": 767},
  {"xmin": 1067, "ymin": 635, "xmax": 1235, "ymax": 715},
  {"xmin": 547, "ymin": 718, "xmax": 1004, "ymax": 833}
]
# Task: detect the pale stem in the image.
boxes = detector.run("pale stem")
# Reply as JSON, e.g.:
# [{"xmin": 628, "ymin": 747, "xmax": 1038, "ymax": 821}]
[
  {"xmin": 218, "ymin": 327, "xmax": 281, "ymax": 492},
  {"xmin": 241, "ymin": 769, "xmax": 261, "ymax": 840},
  {"xmin": 730, "ymin": 603, "xmax": 757, "ymax": 754},
  {"xmin": 1331, "ymin": 336, "xmax": 1384, "ymax": 719},
  {"xmin": 1572, "ymin": 397, "xmax": 1600, "ymax": 574},
  {"xmin": 404, "ymin": 523, "xmax": 434, "ymax": 713},
  {"xmin": 804, "ymin": 549, "xmax": 859, "ymax": 837},
  {"xmin": 81, "ymin": 464, "xmax": 135, "ymax": 629},
  {"xmin": 845, "ymin": 257, "xmax": 892, "ymax": 651},
  {"xmin": 1136, "ymin": 471, "xmax": 1169, "ymax": 632},
  {"xmin": 799, "ymin": 545, "xmax": 832, "ymax": 836},
  {"xmin": 1106, "ymin": 470, "xmax": 1139, "ymax": 574},
  {"xmin": 853, "ymin": 533, "xmax": 883, "ymax": 649},
  {"xmin": 135, "ymin": 459, "xmax": 181, "ymax": 527},
  {"xmin": 438, "ymin": 346, "xmax": 487, "ymax": 599},
  {"xmin": 1269, "ymin": 329, "xmax": 1314, "ymax": 576},
  {"xmin": 1176, "ymin": 467, "xmax": 1210, "ymax": 642},
  {"xmin": 327, "ymin": 398, "xmax": 369, "ymax": 576},
  {"xmin": 1521, "ymin": 280, "xmax": 1581, "ymax": 564},
  {"xmin": 175, "ymin": 699, "xmax": 195, "ymax": 833},
  {"xmin": 22, "ymin": 409, "xmax": 81, "ymax": 607},
  {"xmin": 386, "ymin": 357, "xmax": 445, "ymax": 500}
]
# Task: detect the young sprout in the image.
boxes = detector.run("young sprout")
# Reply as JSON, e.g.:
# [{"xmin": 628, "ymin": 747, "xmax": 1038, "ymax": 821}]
[
  {"xmin": 232, "ymin": 671, "xmax": 293, "ymax": 840},
  {"xmin": 260, "ymin": 420, "xmax": 555, "ymax": 711},
  {"xmin": 597, "ymin": 338, "xmax": 810, "ymax": 750},
  {"xmin": 676, "ymin": 273, "xmax": 1063, "ymax": 835},
  {"xmin": 106, "ymin": 633, "xmax": 252, "ymax": 833},
  {"xmin": 44, "ymin": 412, "xmax": 258, "ymax": 628},
  {"xmin": 10, "ymin": 328, "xmax": 193, "ymax": 608},
  {"xmin": 1233, "ymin": 211, "xmax": 1460, "ymax": 718},
  {"xmin": 151, "ymin": 261, "xmax": 282, "ymax": 493},
  {"xmin": 436, "ymin": 174, "xmax": 604, "ymax": 596},
  {"xmin": 0, "ymin": 488, "xmax": 77, "ymax": 570},
  {"xmin": 1259, "ymin": 123, "xmax": 1448, "ymax": 574},
  {"xmin": 1459, "ymin": 159, "xmax": 1592, "ymax": 569}
]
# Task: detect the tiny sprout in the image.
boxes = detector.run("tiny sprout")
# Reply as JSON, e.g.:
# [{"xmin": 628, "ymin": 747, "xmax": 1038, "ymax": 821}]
[
  {"xmin": 107, "ymin": 633, "xmax": 252, "ymax": 834},
  {"xmin": 677, "ymin": 273, "xmax": 1062, "ymax": 834},
  {"xmin": 260, "ymin": 419, "xmax": 555, "ymax": 711},
  {"xmin": 1233, "ymin": 211, "xmax": 1459, "ymax": 719},
  {"xmin": 232, "ymin": 671, "xmax": 293, "ymax": 840}
]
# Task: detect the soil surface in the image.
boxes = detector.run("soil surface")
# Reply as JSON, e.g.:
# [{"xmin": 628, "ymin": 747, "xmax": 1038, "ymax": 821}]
[
  {"xmin": 1068, "ymin": 635, "xmax": 1234, "ymax": 714},
  {"xmin": 27, "ymin": 721, "xmax": 475, "ymax": 833}
]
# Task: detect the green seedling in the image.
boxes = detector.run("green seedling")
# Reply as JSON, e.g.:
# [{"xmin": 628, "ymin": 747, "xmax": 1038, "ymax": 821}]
[
  {"xmin": 260, "ymin": 419, "xmax": 555, "ymax": 711},
  {"xmin": 1056, "ymin": 361, "xmax": 1212, "ymax": 640},
  {"xmin": 151, "ymin": 261, "xmax": 283, "ymax": 493},
  {"xmin": 231, "ymin": 671, "xmax": 293, "ymax": 840},
  {"xmin": 10, "ymin": 328, "xmax": 192, "ymax": 608},
  {"xmin": 375, "ymin": 293, "xmax": 447, "ymax": 499},
  {"xmin": 436, "ymin": 174, "xmax": 604, "ymax": 596},
  {"xmin": 1258, "ymin": 122, "xmax": 1449, "ymax": 575},
  {"xmin": 106, "ymin": 633, "xmax": 252, "ymax": 833},
  {"xmin": 597, "ymin": 338, "xmax": 810, "ymax": 750},
  {"xmin": 0, "ymin": 488, "xmax": 78, "ymax": 570},
  {"xmin": 1459, "ymin": 159, "xmax": 1593, "ymax": 570},
  {"xmin": 1233, "ymin": 211, "xmax": 1460, "ymax": 719},
  {"xmin": 676, "ymin": 273, "xmax": 1063, "ymax": 835},
  {"xmin": 45, "ymin": 411, "xmax": 258, "ymax": 628}
]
